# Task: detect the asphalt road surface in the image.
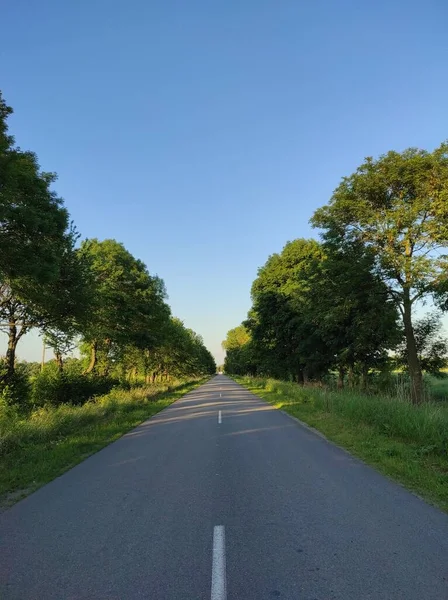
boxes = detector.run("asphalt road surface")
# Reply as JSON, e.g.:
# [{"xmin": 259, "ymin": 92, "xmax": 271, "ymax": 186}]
[{"xmin": 1, "ymin": 375, "xmax": 447, "ymax": 599}]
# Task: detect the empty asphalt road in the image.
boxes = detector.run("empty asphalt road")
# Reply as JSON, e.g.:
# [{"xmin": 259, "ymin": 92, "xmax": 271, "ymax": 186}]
[{"xmin": 1, "ymin": 375, "xmax": 447, "ymax": 599}]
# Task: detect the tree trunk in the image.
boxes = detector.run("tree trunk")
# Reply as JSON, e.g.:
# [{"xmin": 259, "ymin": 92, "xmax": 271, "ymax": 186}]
[
  {"xmin": 4, "ymin": 321, "xmax": 18, "ymax": 384},
  {"xmin": 347, "ymin": 365, "xmax": 355, "ymax": 388},
  {"xmin": 361, "ymin": 365, "xmax": 369, "ymax": 390},
  {"xmin": 337, "ymin": 367, "xmax": 345, "ymax": 389},
  {"xmin": 55, "ymin": 352, "xmax": 64, "ymax": 373},
  {"xmin": 297, "ymin": 367, "xmax": 304, "ymax": 385},
  {"xmin": 403, "ymin": 292, "xmax": 423, "ymax": 404},
  {"xmin": 303, "ymin": 368, "xmax": 309, "ymax": 385},
  {"xmin": 84, "ymin": 341, "xmax": 97, "ymax": 374}
]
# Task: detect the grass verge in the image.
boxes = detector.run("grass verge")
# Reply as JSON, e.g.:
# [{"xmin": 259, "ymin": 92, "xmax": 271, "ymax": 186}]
[
  {"xmin": 234, "ymin": 376, "xmax": 448, "ymax": 512},
  {"xmin": 0, "ymin": 378, "xmax": 206, "ymax": 509}
]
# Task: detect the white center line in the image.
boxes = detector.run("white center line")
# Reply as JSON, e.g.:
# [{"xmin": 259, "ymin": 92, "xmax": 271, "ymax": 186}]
[
  {"xmin": 211, "ymin": 526, "xmax": 227, "ymax": 600},
  {"xmin": 218, "ymin": 410, "xmax": 222, "ymax": 424}
]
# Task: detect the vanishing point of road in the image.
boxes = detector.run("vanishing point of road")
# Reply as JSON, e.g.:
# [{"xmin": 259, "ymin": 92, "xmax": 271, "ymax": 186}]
[{"xmin": 1, "ymin": 375, "xmax": 447, "ymax": 599}]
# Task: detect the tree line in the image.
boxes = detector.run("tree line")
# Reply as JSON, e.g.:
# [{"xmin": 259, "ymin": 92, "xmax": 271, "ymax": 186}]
[
  {"xmin": 0, "ymin": 91, "xmax": 215, "ymax": 405},
  {"xmin": 223, "ymin": 143, "xmax": 448, "ymax": 404}
]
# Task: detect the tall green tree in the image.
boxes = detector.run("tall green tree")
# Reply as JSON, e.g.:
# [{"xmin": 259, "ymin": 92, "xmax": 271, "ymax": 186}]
[
  {"xmin": 310, "ymin": 238, "xmax": 400, "ymax": 387},
  {"xmin": 0, "ymin": 228, "xmax": 89, "ymax": 383},
  {"xmin": 79, "ymin": 239, "xmax": 170, "ymax": 375},
  {"xmin": 0, "ymin": 92, "xmax": 69, "ymax": 283},
  {"xmin": 0, "ymin": 92, "xmax": 86, "ymax": 385},
  {"xmin": 312, "ymin": 144, "xmax": 448, "ymax": 402},
  {"xmin": 222, "ymin": 325, "xmax": 255, "ymax": 375},
  {"xmin": 145, "ymin": 318, "xmax": 215, "ymax": 381},
  {"xmin": 248, "ymin": 239, "xmax": 330, "ymax": 382},
  {"xmin": 222, "ymin": 325, "xmax": 251, "ymax": 351}
]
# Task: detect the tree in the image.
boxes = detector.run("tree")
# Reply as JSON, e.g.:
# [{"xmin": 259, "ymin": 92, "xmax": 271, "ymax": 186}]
[
  {"xmin": 144, "ymin": 318, "xmax": 216, "ymax": 381},
  {"xmin": 41, "ymin": 243, "xmax": 94, "ymax": 372},
  {"xmin": 0, "ymin": 91, "xmax": 84, "ymax": 387},
  {"xmin": 44, "ymin": 330, "xmax": 77, "ymax": 373},
  {"xmin": 0, "ymin": 227, "xmax": 89, "ymax": 384},
  {"xmin": 222, "ymin": 325, "xmax": 256, "ymax": 375},
  {"xmin": 395, "ymin": 312, "xmax": 448, "ymax": 377},
  {"xmin": 0, "ymin": 92, "xmax": 70, "ymax": 284},
  {"xmin": 79, "ymin": 239, "xmax": 171, "ymax": 375},
  {"xmin": 312, "ymin": 144, "xmax": 448, "ymax": 402},
  {"xmin": 309, "ymin": 238, "xmax": 400, "ymax": 388},
  {"xmin": 248, "ymin": 239, "xmax": 330, "ymax": 382},
  {"xmin": 222, "ymin": 325, "xmax": 251, "ymax": 351}
]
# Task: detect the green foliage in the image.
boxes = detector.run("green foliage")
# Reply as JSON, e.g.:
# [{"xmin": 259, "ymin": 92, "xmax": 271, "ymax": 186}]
[
  {"xmin": 146, "ymin": 318, "xmax": 216, "ymax": 380},
  {"xmin": 78, "ymin": 238, "xmax": 172, "ymax": 374},
  {"xmin": 309, "ymin": 238, "xmax": 401, "ymax": 379},
  {"xmin": 222, "ymin": 325, "xmax": 250, "ymax": 351},
  {"xmin": 0, "ymin": 360, "xmax": 31, "ymax": 405},
  {"xmin": 0, "ymin": 92, "xmax": 71, "ymax": 284},
  {"xmin": 229, "ymin": 238, "xmax": 399, "ymax": 384},
  {"xmin": 312, "ymin": 143, "xmax": 448, "ymax": 402},
  {"xmin": 17, "ymin": 361, "xmax": 42, "ymax": 380},
  {"xmin": 248, "ymin": 239, "xmax": 330, "ymax": 381},
  {"xmin": 0, "ymin": 91, "xmax": 90, "ymax": 387},
  {"xmin": 31, "ymin": 363, "xmax": 117, "ymax": 407},
  {"xmin": 311, "ymin": 144, "xmax": 448, "ymax": 298},
  {"xmin": 222, "ymin": 325, "xmax": 255, "ymax": 375}
]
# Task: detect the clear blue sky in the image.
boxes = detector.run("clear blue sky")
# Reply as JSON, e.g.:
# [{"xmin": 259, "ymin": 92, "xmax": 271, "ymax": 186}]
[{"xmin": 2, "ymin": 0, "xmax": 448, "ymax": 364}]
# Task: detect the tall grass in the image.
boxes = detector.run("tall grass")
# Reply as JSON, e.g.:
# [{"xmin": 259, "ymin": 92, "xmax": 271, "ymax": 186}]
[{"xmin": 0, "ymin": 381, "xmax": 191, "ymax": 458}]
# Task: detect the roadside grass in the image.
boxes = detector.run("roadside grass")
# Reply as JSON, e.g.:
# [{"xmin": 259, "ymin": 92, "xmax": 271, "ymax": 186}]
[
  {"xmin": 234, "ymin": 376, "xmax": 448, "ymax": 512},
  {"xmin": 0, "ymin": 378, "xmax": 206, "ymax": 508}
]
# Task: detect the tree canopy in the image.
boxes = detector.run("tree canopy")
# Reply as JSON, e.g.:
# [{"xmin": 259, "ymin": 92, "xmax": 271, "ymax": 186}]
[
  {"xmin": 312, "ymin": 144, "xmax": 448, "ymax": 402},
  {"xmin": 226, "ymin": 238, "xmax": 400, "ymax": 385}
]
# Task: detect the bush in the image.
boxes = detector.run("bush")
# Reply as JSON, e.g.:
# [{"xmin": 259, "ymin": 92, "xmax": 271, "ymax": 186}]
[
  {"xmin": 31, "ymin": 364, "xmax": 118, "ymax": 407},
  {"xmin": 0, "ymin": 360, "xmax": 32, "ymax": 406}
]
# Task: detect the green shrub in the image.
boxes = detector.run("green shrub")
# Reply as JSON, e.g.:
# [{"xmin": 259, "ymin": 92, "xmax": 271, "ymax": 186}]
[
  {"xmin": 0, "ymin": 360, "xmax": 32, "ymax": 406},
  {"xmin": 31, "ymin": 364, "xmax": 117, "ymax": 407}
]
